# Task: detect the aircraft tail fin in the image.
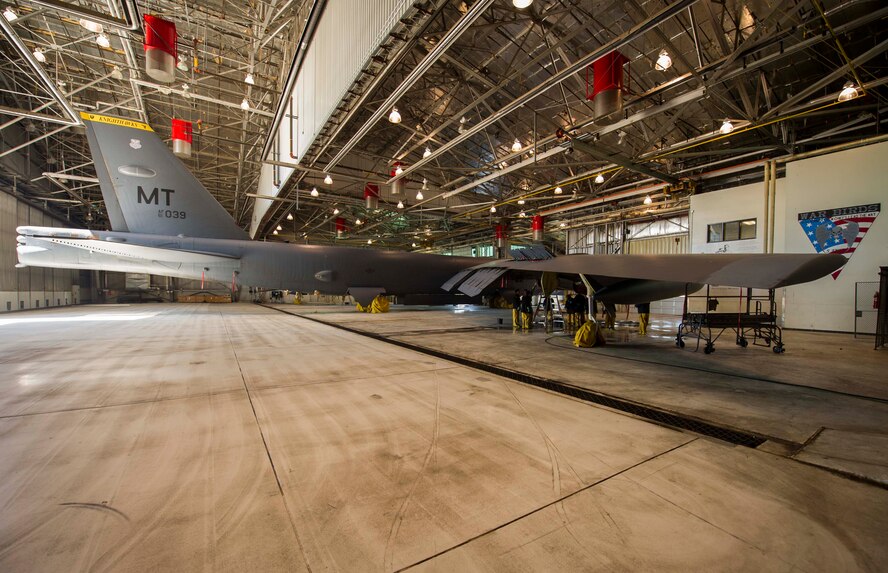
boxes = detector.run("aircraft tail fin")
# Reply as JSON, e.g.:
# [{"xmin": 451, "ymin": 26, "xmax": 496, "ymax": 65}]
[{"xmin": 81, "ymin": 112, "xmax": 248, "ymax": 240}]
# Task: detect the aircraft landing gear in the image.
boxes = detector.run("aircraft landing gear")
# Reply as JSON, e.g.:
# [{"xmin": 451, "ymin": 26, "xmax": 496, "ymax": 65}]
[{"xmin": 704, "ymin": 342, "xmax": 715, "ymax": 354}]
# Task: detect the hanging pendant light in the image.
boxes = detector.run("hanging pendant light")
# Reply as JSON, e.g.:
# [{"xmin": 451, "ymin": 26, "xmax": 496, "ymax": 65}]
[
  {"xmin": 397, "ymin": 200, "xmax": 404, "ymax": 209},
  {"xmin": 594, "ymin": 173, "xmax": 604, "ymax": 184},
  {"xmin": 388, "ymin": 107, "xmax": 401, "ymax": 123},
  {"xmin": 511, "ymin": 138, "xmax": 522, "ymax": 152},
  {"xmin": 416, "ymin": 190, "xmax": 424, "ymax": 200},
  {"xmin": 240, "ymin": 98, "xmax": 250, "ymax": 110},
  {"xmin": 423, "ymin": 147, "xmax": 431, "ymax": 158},
  {"xmin": 837, "ymin": 82, "xmax": 858, "ymax": 102},
  {"xmin": 655, "ymin": 49, "xmax": 672, "ymax": 71},
  {"xmin": 554, "ymin": 186, "xmax": 563, "ymax": 194},
  {"xmin": 286, "ymin": 213, "xmax": 294, "ymax": 221},
  {"xmin": 643, "ymin": 195, "xmax": 653, "ymax": 205},
  {"xmin": 310, "ymin": 187, "xmax": 319, "ymax": 197},
  {"xmin": 244, "ymin": 72, "xmax": 255, "ymax": 85},
  {"xmin": 490, "ymin": 205, "xmax": 497, "ymax": 213},
  {"xmin": 323, "ymin": 173, "xmax": 333, "ymax": 185},
  {"xmin": 719, "ymin": 120, "xmax": 734, "ymax": 134}
]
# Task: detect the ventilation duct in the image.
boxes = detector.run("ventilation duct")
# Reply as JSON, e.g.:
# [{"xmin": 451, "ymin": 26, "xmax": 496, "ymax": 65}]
[{"xmin": 589, "ymin": 51, "xmax": 627, "ymax": 121}]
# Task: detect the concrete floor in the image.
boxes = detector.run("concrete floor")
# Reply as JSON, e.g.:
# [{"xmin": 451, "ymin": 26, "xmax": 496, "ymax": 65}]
[{"xmin": 0, "ymin": 303, "xmax": 886, "ymax": 571}]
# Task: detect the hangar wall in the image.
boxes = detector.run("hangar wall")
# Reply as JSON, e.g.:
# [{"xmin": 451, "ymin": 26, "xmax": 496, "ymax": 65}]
[
  {"xmin": 0, "ymin": 192, "xmax": 79, "ymax": 313},
  {"xmin": 690, "ymin": 141, "xmax": 887, "ymax": 332},
  {"xmin": 777, "ymin": 141, "xmax": 887, "ymax": 331}
]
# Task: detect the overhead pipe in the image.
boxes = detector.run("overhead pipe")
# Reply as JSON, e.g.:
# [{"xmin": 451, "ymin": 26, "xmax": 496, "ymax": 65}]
[
  {"xmin": 0, "ymin": 16, "xmax": 81, "ymax": 126},
  {"xmin": 259, "ymin": 0, "xmax": 327, "ymax": 163},
  {"xmin": 323, "ymin": 0, "xmax": 496, "ymax": 172},
  {"xmin": 762, "ymin": 161, "xmax": 771, "ymax": 253},
  {"xmin": 768, "ymin": 160, "xmax": 777, "ymax": 254},
  {"xmin": 389, "ymin": 0, "xmax": 701, "ymax": 184}
]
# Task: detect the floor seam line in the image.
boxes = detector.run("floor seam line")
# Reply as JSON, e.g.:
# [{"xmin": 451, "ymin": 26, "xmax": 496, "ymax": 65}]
[
  {"xmin": 394, "ymin": 438, "xmax": 699, "ymax": 572},
  {"xmin": 219, "ymin": 311, "xmax": 314, "ymax": 572}
]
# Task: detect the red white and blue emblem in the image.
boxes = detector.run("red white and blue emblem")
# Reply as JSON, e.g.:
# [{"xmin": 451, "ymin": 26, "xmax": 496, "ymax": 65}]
[{"xmin": 798, "ymin": 203, "xmax": 880, "ymax": 279}]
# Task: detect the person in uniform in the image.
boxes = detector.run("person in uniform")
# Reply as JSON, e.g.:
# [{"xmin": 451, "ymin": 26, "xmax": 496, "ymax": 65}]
[
  {"xmin": 512, "ymin": 289, "xmax": 522, "ymax": 330},
  {"xmin": 520, "ymin": 290, "xmax": 534, "ymax": 330},
  {"xmin": 635, "ymin": 302, "xmax": 651, "ymax": 335}
]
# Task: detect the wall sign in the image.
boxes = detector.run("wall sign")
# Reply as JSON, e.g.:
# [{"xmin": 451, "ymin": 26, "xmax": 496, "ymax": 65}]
[{"xmin": 798, "ymin": 203, "xmax": 880, "ymax": 279}]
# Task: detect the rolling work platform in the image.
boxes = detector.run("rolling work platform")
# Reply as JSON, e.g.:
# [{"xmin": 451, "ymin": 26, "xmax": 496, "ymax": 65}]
[{"xmin": 676, "ymin": 286, "xmax": 784, "ymax": 354}]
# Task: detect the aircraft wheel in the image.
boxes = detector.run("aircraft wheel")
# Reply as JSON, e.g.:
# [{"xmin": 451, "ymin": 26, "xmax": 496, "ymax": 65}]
[
  {"xmin": 704, "ymin": 343, "xmax": 714, "ymax": 354},
  {"xmin": 676, "ymin": 337, "xmax": 685, "ymax": 348},
  {"xmin": 773, "ymin": 344, "xmax": 785, "ymax": 354},
  {"xmin": 738, "ymin": 337, "xmax": 748, "ymax": 348}
]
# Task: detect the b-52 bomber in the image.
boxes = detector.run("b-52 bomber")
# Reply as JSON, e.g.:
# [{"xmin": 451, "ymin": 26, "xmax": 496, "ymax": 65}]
[{"xmin": 16, "ymin": 113, "xmax": 845, "ymax": 307}]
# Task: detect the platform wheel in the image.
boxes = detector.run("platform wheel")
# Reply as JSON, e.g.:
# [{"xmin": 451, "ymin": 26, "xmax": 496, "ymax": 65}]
[
  {"xmin": 738, "ymin": 337, "xmax": 748, "ymax": 348},
  {"xmin": 704, "ymin": 343, "xmax": 714, "ymax": 354},
  {"xmin": 773, "ymin": 344, "xmax": 785, "ymax": 354},
  {"xmin": 676, "ymin": 337, "xmax": 685, "ymax": 348}
]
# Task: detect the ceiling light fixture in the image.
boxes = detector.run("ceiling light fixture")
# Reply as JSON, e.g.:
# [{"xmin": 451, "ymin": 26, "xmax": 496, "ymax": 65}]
[
  {"xmin": 333, "ymin": 208, "xmax": 340, "ymax": 215},
  {"xmin": 33, "ymin": 48, "xmax": 46, "ymax": 63},
  {"xmin": 272, "ymin": 230, "xmax": 278, "ymax": 235},
  {"xmin": 411, "ymin": 242, "xmax": 417, "ymax": 248},
  {"xmin": 79, "ymin": 18, "xmax": 103, "ymax": 33},
  {"xmin": 655, "ymin": 49, "xmax": 672, "ymax": 71},
  {"xmin": 367, "ymin": 239, "xmax": 372, "ymax": 244},
  {"xmin": 511, "ymin": 138, "xmax": 522, "ymax": 152},
  {"xmin": 310, "ymin": 187, "xmax": 319, "ymax": 197},
  {"xmin": 397, "ymin": 200, "xmax": 404, "ymax": 209},
  {"xmin": 96, "ymin": 33, "xmax": 111, "ymax": 48},
  {"xmin": 240, "ymin": 98, "xmax": 250, "ymax": 110},
  {"xmin": 719, "ymin": 120, "xmax": 734, "ymax": 134},
  {"xmin": 416, "ymin": 189, "xmax": 424, "ymax": 200},
  {"xmin": 244, "ymin": 72, "xmax": 254, "ymax": 85},
  {"xmin": 594, "ymin": 173, "xmax": 604, "ymax": 184},
  {"xmin": 176, "ymin": 54, "xmax": 189, "ymax": 72},
  {"xmin": 4, "ymin": 7, "xmax": 17, "ymax": 21},
  {"xmin": 388, "ymin": 106, "xmax": 401, "ymax": 124},
  {"xmin": 323, "ymin": 173, "xmax": 332, "ymax": 185},
  {"xmin": 560, "ymin": 221, "xmax": 567, "ymax": 227},
  {"xmin": 643, "ymin": 195, "xmax": 653, "ymax": 205},
  {"xmin": 837, "ymin": 81, "xmax": 858, "ymax": 102},
  {"xmin": 356, "ymin": 218, "xmax": 362, "ymax": 225},
  {"xmin": 395, "ymin": 165, "xmax": 403, "ymax": 175},
  {"xmin": 490, "ymin": 205, "xmax": 497, "ymax": 213},
  {"xmin": 554, "ymin": 186, "xmax": 563, "ymax": 194},
  {"xmin": 423, "ymin": 147, "xmax": 431, "ymax": 158},
  {"xmin": 513, "ymin": 0, "xmax": 533, "ymax": 8},
  {"xmin": 519, "ymin": 212, "xmax": 526, "ymax": 218},
  {"xmin": 110, "ymin": 66, "xmax": 123, "ymax": 80},
  {"xmin": 276, "ymin": 225, "xmax": 282, "ymax": 231},
  {"xmin": 286, "ymin": 213, "xmax": 294, "ymax": 221},
  {"xmin": 517, "ymin": 199, "xmax": 525, "ymax": 205}
]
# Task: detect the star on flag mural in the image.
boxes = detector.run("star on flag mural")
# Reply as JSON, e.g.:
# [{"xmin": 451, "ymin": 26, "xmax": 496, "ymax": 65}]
[{"xmin": 798, "ymin": 203, "xmax": 880, "ymax": 279}]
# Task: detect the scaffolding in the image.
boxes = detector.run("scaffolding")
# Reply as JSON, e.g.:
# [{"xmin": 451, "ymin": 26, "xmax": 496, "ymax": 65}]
[{"xmin": 676, "ymin": 286, "xmax": 784, "ymax": 354}]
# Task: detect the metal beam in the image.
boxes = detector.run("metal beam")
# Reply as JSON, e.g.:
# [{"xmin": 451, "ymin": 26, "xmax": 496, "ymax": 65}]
[
  {"xmin": 569, "ymin": 137, "xmax": 679, "ymax": 184},
  {"xmin": 0, "ymin": 16, "xmax": 81, "ymax": 126},
  {"xmin": 388, "ymin": 0, "xmax": 701, "ymax": 185},
  {"xmin": 322, "ymin": 0, "xmax": 494, "ymax": 172}
]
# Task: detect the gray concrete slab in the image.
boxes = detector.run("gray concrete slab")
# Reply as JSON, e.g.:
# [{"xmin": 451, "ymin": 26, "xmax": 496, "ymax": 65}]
[
  {"xmin": 286, "ymin": 306, "xmax": 888, "ymax": 448},
  {"xmin": 1, "ymin": 303, "xmax": 886, "ymax": 572},
  {"xmin": 794, "ymin": 429, "xmax": 888, "ymax": 486},
  {"xmin": 409, "ymin": 439, "xmax": 888, "ymax": 572}
]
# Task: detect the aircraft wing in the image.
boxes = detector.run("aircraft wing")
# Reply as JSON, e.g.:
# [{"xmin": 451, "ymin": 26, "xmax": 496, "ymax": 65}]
[
  {"xmin": 16, "ymin": 226, "xmax": 240, "ymax": 281},
  {"xmin": 441, "ymin": 253, "xmax": 847, "ymax": 302}
]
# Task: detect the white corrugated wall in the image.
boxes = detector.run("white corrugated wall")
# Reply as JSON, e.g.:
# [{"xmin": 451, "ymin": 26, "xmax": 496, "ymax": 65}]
[
  {"xmin": 291, "ymin": 0, "xmax": 411, "ymax": 163},
  {"xmin": 252, "ymin": 0, "xmax": 412, "ymax": 236},
  {"xmin": 625, "ymin": 234, "xmax": 689, "ymax": 254}
]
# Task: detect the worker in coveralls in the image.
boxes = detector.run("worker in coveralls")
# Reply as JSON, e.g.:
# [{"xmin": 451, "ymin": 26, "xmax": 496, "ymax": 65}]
[
  {"xmin": 520, "ymin": 290, "xmax": 534, "ymax": 330},
  {"xmin": 564, "ymin": 293, "xmax": 576, "ymax": 331},
  {"xmin": 636, "ymin": 302, "xmax": 651, "ymax": 335},
  {"xmin": 512, "ymin": 289, "xmax": 522, "ymax": 330}
]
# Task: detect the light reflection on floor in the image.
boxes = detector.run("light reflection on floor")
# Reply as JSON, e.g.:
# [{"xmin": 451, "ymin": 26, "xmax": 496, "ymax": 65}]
[{"xmin": 0, "ymin": 313, "xmax": 157, "ymax": 326}]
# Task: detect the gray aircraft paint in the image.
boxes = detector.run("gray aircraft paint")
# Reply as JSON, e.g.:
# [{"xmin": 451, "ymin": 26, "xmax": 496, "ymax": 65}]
[{"xmin": 15, "ymin": 113, "xmax": 846, "ymax": 304}]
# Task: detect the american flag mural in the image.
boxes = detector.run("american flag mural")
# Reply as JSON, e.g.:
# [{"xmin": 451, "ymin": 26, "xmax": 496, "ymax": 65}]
[{"xmin": 798, "ymin": 203, "xmax": 880, "ymax": 279}]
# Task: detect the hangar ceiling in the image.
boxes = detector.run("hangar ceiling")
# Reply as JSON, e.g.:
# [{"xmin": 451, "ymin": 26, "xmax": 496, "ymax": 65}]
[{"xmin": 1, "ymin": 0, "xmax": 886, "ymax": 252}]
